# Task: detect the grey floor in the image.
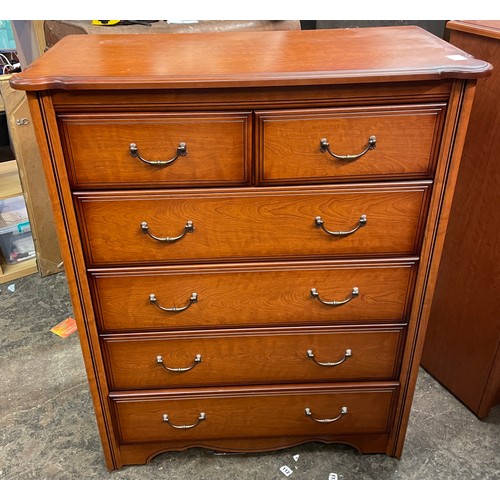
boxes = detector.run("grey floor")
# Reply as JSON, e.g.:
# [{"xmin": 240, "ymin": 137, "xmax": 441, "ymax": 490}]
[{"xmin": 1, "ymin": 271, "xmax": 499, "ymax": 482}]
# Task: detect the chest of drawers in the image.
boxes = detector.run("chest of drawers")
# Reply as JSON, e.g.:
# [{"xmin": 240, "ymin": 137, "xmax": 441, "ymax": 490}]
[{"xmin": 11, "ymin": 27, "xmax": 490, "ymax": 470}]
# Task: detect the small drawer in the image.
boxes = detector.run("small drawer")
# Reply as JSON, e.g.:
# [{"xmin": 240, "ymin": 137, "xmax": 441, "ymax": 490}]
[
  {"xmin": 256, "ymin": 104, "xmax": 446, "ymax": 184},
  {"xmin": 111, "ymin": 383, "xmax": 398, "ymax": 444},
  {"xmin": 58, "ymin": 112, "xmax": 252, "ymax": 188},
  {"xmin": 102, "ymin": 325, "xmax": 405, "ymax": 390},
  {"xmin": 75, "ymin": 182, "xmax": 430, "ymax": 266},
  {"xmin": 90, "ymin": 260, "xmax": 416, "ymax": 333}
]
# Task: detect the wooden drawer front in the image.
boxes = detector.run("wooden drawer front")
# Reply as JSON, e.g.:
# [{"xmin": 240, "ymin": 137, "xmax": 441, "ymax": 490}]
[
  {"xmin": 91, "ymin": 261, "xmax": 416, "ymax": 333},
  {"xmin": 112, "ymin": 384, "xmax": 398, "ymax": 444},
  {"xmin": 58, "ymin": 112, "xmax": 251, "ymax": 188},
  {"xmin": 103, "ymin": 326, "xmax": 404, "ymax": 390},
  {"xmin": 256, "ymin": 104, "xmax": 445, "ymax": 184},
  {"xmin": 76, "ymin": 183, "xmax": 430, "ymax": 266}
]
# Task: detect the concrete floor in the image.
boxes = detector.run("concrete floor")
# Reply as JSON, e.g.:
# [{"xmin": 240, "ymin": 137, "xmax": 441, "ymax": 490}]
[{"xmin": 1, "ymin": 271, "xmax": 499, "ymax": 481}]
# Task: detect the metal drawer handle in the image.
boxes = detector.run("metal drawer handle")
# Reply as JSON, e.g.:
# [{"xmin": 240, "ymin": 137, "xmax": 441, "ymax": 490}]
[
  {"xmin": 129, "ymin": 142, "xmax": 187, "ymax": 166},
  {"xmin": 150, "ymin": 292, "xmax": 198, "ymax": 312},
  {"xmin": 163, "ymin": 412, "xmax": 206, "ymax": 430},
  {"xmin": 320, "ymin": 135, "xmax": 376, "ymax": 160},
  {"xmin": 156, "ymin": 354, "xmax": 202, "ymax": 372},
  {"xmin": 307, "ymin": 348, "xmax": 352, "ymax": 367},
  {"xmin": 141, "ymin": 220, "xmax": 194, "ymax": 242},
  {"xmin": 310, "ymin": 287, "xmax": 359, "ymax": 306},
  {"xmin": 315, "ymin": 215, "xmax": 367, "ymax": 236},
  {"xmin": 305, "ymin": 406, "xmax": 348, "ymax": 423}
]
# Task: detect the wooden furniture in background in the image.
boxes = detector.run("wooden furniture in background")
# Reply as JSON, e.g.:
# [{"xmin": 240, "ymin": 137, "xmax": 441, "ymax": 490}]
[
  {"xmin": 43, "ymin": 20, "xmax": 301, "ymax": 49},
  {"xmin": 0, "ymin": 76, "xmax": 62, "ymax": 276},
  {"xmin": 421, "ymin": 20, "xmax": 500, "ymax": 419},
  {"xmin": 11, "ymin": 27, "xmax": 490, "ymax": 470}
]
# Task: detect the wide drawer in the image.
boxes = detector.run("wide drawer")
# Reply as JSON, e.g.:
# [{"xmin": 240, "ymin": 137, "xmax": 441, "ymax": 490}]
[
  {"xmin": 102, "ymin": 325, "xmax": 405, "ymax": 390},
  {"xmin": 90, "ymin": 260, "xmax": 416, "ymax": 333},
  {"xmin": 58, "ymin": 112, "xmax": 252, "ymax": 188},
  {"xmin": 256, "ymin": 104, "xmax": 446, "ymax": 184},
  {"xmin": 75, "ymin": 183, "xmax": 431, "ymax": 266},
  {"xmin": 111, "ymin": 383, "xmax": 398, "ymax": 444}
]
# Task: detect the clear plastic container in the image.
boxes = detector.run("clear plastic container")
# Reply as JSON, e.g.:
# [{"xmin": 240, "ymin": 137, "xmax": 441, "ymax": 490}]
[{"xmin": 0, "ymin": 195, "xmax": 35, "ymax": 264}]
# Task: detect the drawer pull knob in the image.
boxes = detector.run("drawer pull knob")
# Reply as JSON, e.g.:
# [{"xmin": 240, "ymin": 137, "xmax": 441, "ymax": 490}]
[
  {"xmin": 315, "ymin": 215, "xmax": 367, "ymax": 236},
  {"xmin": 320, "ymin": 135, "xmax": 376, "ymax": 160},
  {"xmin": 305, "ymin": 406, "xmax": 348, "ymax": 423},
  {"xmin": 306, "ymin": 348, "xmax": 352, "ymax": 367},
  {"xmin": 162, "ymin": 412, "xmax": 206, "ymax": 430},
  {"xmin": 141, "ymin": 220, "xmax": 194, "ymax": 242},
  {"xmin": 129, "ymin": 141, "xmax": 187, "ymax": 166},
  {"xmin": 150, "ymin": 292, "xmax": 198, "ymax": 312},
  {"xmin": 156, "ymin": 354, "xmax": 202, "ymax": 372},
  {"xmin": 310, "ymin": 287, "xmax": 359, "ymax": 306}
]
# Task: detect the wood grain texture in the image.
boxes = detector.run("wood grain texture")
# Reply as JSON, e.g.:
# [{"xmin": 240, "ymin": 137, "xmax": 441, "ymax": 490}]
[
  {"xmin": 118, "ymin": 433, "xmax": 391, "ymax": 464},
  {"xmin": 387, "ymin": 80, "xmax": 479, "ymax": 456},
  {"xmin": 422, "ymin": 23, "xmax": 500, "ymax": 418},
  {"xmin": 9, "ymin": 27, "xmax": 491, "ymax": 91},
  {"xmin": 58, "ymin": 112, "xmax": 251, "ymax": 188},
  {"xmin": 49, "ymin": 81, "xmax": 454, "ymax": 112},
  {"xmin": 90, "ymin": 260, "xmax": 417, "ymax": 332},
  {"xmin": 102, "ymin": 326, "xmax": 405, "ymax": 389},
  {"xmin": 111, "ymin": 383, "xmax": 398, "ymax": 444},
  {"xmin": 75, "ymin": 183, "xmax": 431, "ymax": 266},
  {"xmin": 26, "ymin": 93, "xmax": 121, "ymax": 469},
  {"xmin": 0, "ymin": 80, "xmax": 62, "ymax": 275},
  {"xmin": 257, "ymin": 104, "xmax": 445, "ymax": 184},
  {"xmin": 19, "ymin": 27, "xmax": 485, "ymax": 468},
  {"xmin": 447, "ymin": 20, "xmax": 500, "ymax": 40}
]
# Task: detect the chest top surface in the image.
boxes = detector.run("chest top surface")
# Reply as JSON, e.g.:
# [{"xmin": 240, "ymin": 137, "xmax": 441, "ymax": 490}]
[{"xmin": 10, "ymin": 26, "xmax": 491, "ymax": 92}]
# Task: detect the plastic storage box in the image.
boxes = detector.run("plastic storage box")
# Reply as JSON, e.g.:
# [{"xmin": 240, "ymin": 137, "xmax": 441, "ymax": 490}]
[{"xmin": 0, "ymin": 195, "xmax": 35, "ymax": 264}]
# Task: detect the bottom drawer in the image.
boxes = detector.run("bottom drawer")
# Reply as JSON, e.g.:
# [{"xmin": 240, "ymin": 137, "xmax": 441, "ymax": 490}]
[{"xmin": 112, "ymin": 383, "xmax": 398, "ymax": 444}]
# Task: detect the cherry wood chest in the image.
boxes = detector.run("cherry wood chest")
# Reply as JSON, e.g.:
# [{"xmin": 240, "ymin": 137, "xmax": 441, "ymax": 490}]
[
  {"xmin": 422, "ymin": 20, "xmax": 500, "ymax": 418},
  {"xmin": 10, "ymin": 27, "xmax": 490, "ymax": 470}
]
